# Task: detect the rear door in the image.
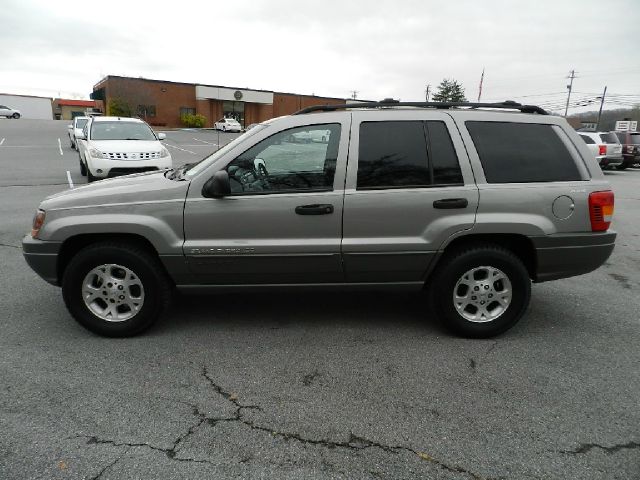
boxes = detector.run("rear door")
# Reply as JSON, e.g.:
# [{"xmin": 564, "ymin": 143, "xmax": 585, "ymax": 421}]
[{"xmin": 342, "ymin": 110, "xmax": 479, "ymax": 283}]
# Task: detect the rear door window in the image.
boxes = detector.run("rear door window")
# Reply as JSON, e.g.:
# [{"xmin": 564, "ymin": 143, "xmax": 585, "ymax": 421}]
[
  {"xmin": 466, "ymin": 121, "xmax": 582, "ymax": 183},
  {"xmin": 357, "ymin": 121, "xmax": 463, "ymax": 189}
]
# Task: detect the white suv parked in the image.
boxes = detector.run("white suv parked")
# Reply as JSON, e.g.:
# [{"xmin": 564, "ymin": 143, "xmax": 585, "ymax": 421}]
[
  {"xmin": 578, "ymin": 132, "xmax": 623, "ymax": 169},
  {"xmin": 77, "ymin": 117, "xmax": 172, "ymax": 182}
]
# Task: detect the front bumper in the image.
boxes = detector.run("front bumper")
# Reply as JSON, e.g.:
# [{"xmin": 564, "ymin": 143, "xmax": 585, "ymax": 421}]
[
  {"xmin": 22, "ymin": 235, "xmax": 62, "ymax": 286},
  {"xmin": 530, "ymin": 232, "xmax": 616, "ymax": 282},
  {"xmin": 87, "ymin": 157, "xmax": 172, "ymax": 179}
]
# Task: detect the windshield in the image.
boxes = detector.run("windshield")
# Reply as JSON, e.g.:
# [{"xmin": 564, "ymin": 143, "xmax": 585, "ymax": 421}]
[
  {"xmin": 183, "ymin": 124, "xmax": 268, "ymax": 178},
  {"xmin": 91, "ymin": 121, "xmax": 157, "ymax": 141},
  {"xmin": 630, "ymin": 134, "xmax": 640, "ymax": 145},
  {"xmin": 76, "ymin": 118, "xmax": 88, "ymax": 128}
]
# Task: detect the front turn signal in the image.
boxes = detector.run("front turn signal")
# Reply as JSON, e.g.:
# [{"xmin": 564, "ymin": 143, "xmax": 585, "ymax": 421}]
[{"xmin": 31, "ymin": 209, "xmax": 46, "ymax": 238}]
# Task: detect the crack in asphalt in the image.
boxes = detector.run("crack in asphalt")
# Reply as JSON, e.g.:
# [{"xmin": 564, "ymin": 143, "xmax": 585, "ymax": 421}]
[
  {"xmin": 469, "ymin": 340, "xmax": 498, "ymax": 373},
  {"xmin": 89, "ymin": 448, "xmax": 129, "ymax": 480},
  {"xmin": 76, "ymin": 365, "xmax": 499, "ymax": 480},
  {"xmin": 561, "ymin": 441, "xmax": 640, "ymax": 455},
  {"xmin": 0, "ymin": 242, "xmax": 20, "ymax": 250}
]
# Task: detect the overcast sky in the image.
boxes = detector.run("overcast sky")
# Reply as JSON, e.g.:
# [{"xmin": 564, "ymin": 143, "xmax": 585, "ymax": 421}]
[{"xmin": 1, "ymin": 0, "xmax": 639, "ymax": 114}]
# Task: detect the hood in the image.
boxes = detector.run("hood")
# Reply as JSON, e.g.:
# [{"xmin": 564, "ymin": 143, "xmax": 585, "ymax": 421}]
[
  {"xmin": 89, "ymin": 140, "xmax": 163, "ymax": 153},
  {"xmin": 41, "ymin": 170, "xmax": 189, "ymax": 211}
]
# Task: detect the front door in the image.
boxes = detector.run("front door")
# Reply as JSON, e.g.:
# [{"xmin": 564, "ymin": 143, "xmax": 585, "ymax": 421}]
[{"xmin": 183, "ymin": 118, "xmax": 349, "ymax": 284}]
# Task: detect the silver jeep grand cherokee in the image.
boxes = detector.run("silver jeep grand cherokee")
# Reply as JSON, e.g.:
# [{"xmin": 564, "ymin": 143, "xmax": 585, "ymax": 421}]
[{"xmin": 23, "ymin": 100, "xmax": 616, "ymax": 338}]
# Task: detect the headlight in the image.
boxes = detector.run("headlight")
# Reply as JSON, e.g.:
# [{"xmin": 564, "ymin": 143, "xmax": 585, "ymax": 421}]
[
  {"xmin": 31, "ymin": 209, "xmax": 46, "ymax": 238},
  {"xmin": 88, "ymin": 148, "xmax": 107, "ymax": 159},
  {"xmin": 159, "ymin": 147, "xmax": 169, "ymax": 158}
]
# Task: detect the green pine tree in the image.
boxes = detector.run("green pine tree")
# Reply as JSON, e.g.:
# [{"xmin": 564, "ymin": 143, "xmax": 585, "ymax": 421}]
[{"xmin": 432, "ymin": 78, "xmax": 467, "ymax": 102}]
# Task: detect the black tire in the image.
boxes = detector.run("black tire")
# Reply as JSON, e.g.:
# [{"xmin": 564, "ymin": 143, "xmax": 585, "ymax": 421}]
[
  {"xmin": 79, "ymin": 158, "xmax": 87, "ymax": 176},
  {"xmin": 12, "ymin": 113, "xmax": 20, "ymax": 119},
  {"xmin": 428, "ymin": 244, "xmax": 531, "ymax": 338},
  {"xmin": 62, "ymin": 242, "xmax": 173, "ymax": 337},
  {"xmin": 616, "ymin": 163, "xmax": 628, "ymax": 170}
]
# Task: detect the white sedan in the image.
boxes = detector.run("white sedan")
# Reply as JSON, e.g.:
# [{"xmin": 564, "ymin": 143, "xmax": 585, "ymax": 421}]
[
  {"xmin": 0, "ymin": 105, "xmax": 21, "ymax": 119},
  {"xmin": 213, "ymin": 118, "xmax": 242, "ymax": 132}
]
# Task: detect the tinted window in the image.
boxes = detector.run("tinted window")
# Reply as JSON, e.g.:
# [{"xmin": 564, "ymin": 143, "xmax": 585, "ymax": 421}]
[
  {"xmin": 579, "ymin": 134, "xmax": 595, "ymax": 144},
  {"xmin": 428, "ymin": 121, "xmax": 463, "ymax": 184},
  {"xmin": 629, "ymin": 133, "xmax": 640, "ymax": 145},
  {"xmin": 226, "ymin": 123, "xmax": 340, "ymax": 194},
  {"xmin": 358, "ymin": 121, "xmax": 463, "ymax": 189},
  {"xmin": 466, "ymin": 122, "xmax": 581, "ymax": 183},
  {"xmin": 599, "ymin": 132, "xmax": 619, "ymax": 144}
]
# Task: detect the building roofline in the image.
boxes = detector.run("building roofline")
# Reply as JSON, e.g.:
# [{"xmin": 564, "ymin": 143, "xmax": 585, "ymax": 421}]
[
  {"xmin": 92, "ymin": 75, "xmax": 351, "ymax": 101},
  {"xmin": 0, "ymin": 92, "xmax": 53, "ymax": 100}
]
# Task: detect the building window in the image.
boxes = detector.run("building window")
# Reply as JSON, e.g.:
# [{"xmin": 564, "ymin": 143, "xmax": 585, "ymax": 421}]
[
  {"xmin": 137, "ymin": 105, "xmax": 156, "ymax": 118},
  {"xmin": 180, "ymin": 107, "xmax": 196, "ymax": 116}
]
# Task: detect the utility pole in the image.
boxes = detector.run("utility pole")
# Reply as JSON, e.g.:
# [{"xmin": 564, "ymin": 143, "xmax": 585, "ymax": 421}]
[
  {"xmin": 564, "ymin": 69, "xmax": 576, "ymax": 117},
  {"xmin": 596, "ymin": 86, "xmax": 607, "ymax": 131},
  {"xmin": 477, "ymin": 68, "xmax": 485, "ymax": 102},
  {"xmin": 350, "ymin": 90, "xmax": 358, "ymax": 100},
  {"xmin": 425, "ymin": 84, "xmax": 431, "ymax": 102}
]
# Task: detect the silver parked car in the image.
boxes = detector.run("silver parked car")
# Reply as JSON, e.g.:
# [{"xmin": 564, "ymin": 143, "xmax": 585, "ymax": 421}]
[{"xmin": 23, "ymin": 100, "xmax": 616, "ymax": 338}]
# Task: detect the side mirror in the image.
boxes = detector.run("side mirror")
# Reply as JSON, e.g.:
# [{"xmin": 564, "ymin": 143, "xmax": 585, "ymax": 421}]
[
  {"xmin": 203, "ymin": 170, "xmax": 231, "ymax": 198},
  {"xmin": 76, "ymin": 132, "xmax": 86, "ymax": 140},
  {"xmin": 157, "ymin": 132, "xmax": 166, "ymax": 140}
]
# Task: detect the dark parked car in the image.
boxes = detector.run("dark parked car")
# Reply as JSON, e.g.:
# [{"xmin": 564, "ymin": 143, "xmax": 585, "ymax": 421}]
[{"xmin": 613, "ymin": 131, "xmax": 640, "ymax": 169}]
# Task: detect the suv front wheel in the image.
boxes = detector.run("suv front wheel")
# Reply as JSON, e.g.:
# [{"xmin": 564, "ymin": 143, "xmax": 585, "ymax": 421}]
[
  {"xmin": 62, "ymin": 242, "xmax": 173, "ymax": 337},
  {"xmin": 429, "ymin": 245, "xmax": 531, "ymax": 338}
]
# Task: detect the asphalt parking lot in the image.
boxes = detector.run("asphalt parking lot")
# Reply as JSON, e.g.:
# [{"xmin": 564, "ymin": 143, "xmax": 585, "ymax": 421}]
[{"xmin": 0, "ymin": 119, "xmax": 638, "ymax": 480}]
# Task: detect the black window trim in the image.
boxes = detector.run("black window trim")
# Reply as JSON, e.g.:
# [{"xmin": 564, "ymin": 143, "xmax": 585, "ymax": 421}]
[{"xmin": 356, "ymin": 119, "xmax": 464, "ymax": 191}]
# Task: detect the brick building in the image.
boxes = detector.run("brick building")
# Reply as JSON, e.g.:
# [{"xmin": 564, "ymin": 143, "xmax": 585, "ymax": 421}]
[
  {"xmin": 91, "ymin": 75, "xmax": 350, "ymax": 128},
  {"xmin": 52, "ymin": 99, "xmax": 100, "ymax": 120}
]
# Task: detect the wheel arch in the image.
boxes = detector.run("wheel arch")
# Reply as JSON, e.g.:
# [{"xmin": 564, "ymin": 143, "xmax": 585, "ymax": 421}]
[
  {"xmin": 57, "ymin": 233, "xmax": 167, "ymax": 285},
  {"xmin": 437, "ymin": 233, "xmax": 537, "ymax": 280}
]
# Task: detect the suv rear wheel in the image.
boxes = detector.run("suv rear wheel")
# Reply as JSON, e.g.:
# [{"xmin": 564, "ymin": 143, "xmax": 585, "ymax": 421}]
[
  {"xmin": 429, "ymin": 245, "xmax": 531, "ymax": 338},
  {"xmin": 62, "ymin": 242, "xmax": 173, "ymax": 337}
]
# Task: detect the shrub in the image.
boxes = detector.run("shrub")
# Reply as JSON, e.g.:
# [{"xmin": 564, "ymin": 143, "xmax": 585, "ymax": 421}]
[
  {"xmin": 107, "ymin": 98, "xmax": 131, "ymax": 117},
  {"xmin": 181, "ymin": 113, "xmax": 207, "ymax": 128}
]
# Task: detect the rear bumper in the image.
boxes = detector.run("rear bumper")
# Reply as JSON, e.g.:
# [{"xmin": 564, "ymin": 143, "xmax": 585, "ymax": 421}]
[
  {"xmin": 22, "ymin": 235, "xmax": 62, "ymax": 286},
  {"xmin": 598, "ymin": 156, "xmax": 623, "ymax": 167},
  {"xmin": 530, "ymin": 232, "xmax": 616, "ymax": 282}
]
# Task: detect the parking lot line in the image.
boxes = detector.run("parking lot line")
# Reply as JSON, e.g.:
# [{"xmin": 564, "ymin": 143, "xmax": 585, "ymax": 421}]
[
  {"xmin": 0, "ymin": 138, "xmax": 4, "ymax": 146},
  {"xmin": 163, "ymin": 142, "xmax": 197, "ymax": 155},
  {"xmin": 193, "ymin": 137, "xmax": 217, "ymax": 145},
  {"xmin": 66, "ymin": 170, "xmax": 74, "ymax": 189},
  {"xmin": 57, "ymin": 138, "xmax": 63, "ymax": 156}
]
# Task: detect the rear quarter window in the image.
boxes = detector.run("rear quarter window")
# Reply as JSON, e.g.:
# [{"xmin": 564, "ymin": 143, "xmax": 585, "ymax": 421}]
[
  {"xmin": 466, "ymin": 121, "xmax": 582, "ymax": 183},
  {"xmin": 579, "ymin": 134, "xmax": 595, "ymax": 144}
]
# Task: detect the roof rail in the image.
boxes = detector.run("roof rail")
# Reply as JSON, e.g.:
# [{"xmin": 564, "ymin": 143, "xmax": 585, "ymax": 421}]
[{"xmin": 294, "ymin": 99, "xmax": 548, "ymax": 115}]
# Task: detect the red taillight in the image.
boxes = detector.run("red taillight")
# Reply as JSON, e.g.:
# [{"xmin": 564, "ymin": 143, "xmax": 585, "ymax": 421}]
[
  {"xmin": 588, "ymin": 191, "xmax": 614, "ymax": 232},
  {"xmin": 598, "ymin": 145, "xmax": 607, "ymax": 156}
]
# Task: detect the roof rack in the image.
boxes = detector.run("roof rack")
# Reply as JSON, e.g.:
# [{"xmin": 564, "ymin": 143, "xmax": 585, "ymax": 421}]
[{"xmin": 294, "ymin": 99, "xmax": 548, "ymax": 115}]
